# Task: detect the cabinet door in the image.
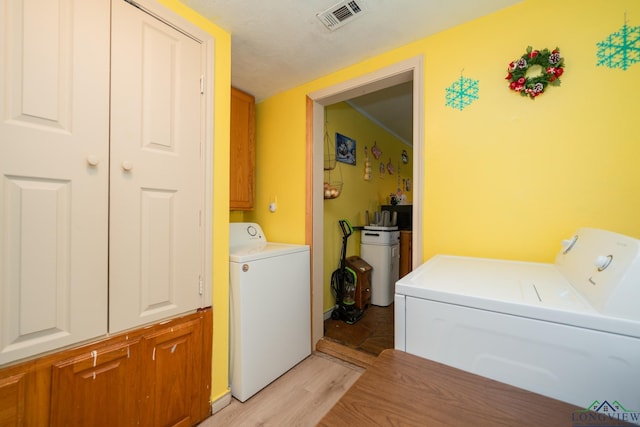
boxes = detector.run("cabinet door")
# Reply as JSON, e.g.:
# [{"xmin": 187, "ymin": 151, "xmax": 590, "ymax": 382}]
[
  {"xmin": 230, "ymin": 87, "xmax": 255, "ymax": 210},
  {"xmin": 140, "ymin": 318, "xmax": 203, "ymax": 427},
  {"xmin": 109, "ymin": 0, "xmax": 205, "ymax": 332},
  {"xmin": 0, "ymin": 372, "xmax": 27, "ymax": 425},
  {"xmin": 0, "ymin": 0, "xmax": 110, "ymax": 364},
  {"xmin": 50, "ymin": 340, "xmax": 141, "ymax": 427}
]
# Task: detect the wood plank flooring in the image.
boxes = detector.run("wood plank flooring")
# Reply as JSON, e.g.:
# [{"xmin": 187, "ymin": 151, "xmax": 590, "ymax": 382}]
[
  {"xmin": 199, "ymin": 305, "xmax": 393, "ymax": 426},
  {"xmin": 316, "ymin": 338, "xmax": 377, "ymax": 369},
  {"xmin": 323, "ymin": 304, "xmax": 394, "ymax": 357},
  {"xmin": 198, "ymin": 352, "xmax": 363, "ymax": 427}
]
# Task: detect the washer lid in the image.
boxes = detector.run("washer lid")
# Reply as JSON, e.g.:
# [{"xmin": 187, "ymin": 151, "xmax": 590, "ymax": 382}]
[{"xmin": 230, "ymin": 242, "xmax": 309, "ymax": 263}]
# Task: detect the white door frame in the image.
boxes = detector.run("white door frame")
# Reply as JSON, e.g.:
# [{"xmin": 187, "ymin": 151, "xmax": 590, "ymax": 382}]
[
  {"xmin": 307, "ymin": 56, "xmax": 424, "ymax": 347},
  {"xmin": 128, "ymin": 0, "xmax": 215, "ymax": 306}
]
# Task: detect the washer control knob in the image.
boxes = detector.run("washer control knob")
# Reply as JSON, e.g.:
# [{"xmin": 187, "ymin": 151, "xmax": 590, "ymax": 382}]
[{"xmin": 595, "ymin": 255, "xmax": 613, "ymax": 271}]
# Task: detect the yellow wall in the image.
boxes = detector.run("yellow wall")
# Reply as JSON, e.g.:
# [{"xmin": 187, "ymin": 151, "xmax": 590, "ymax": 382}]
[
  {"xmin": 243, "ymin": 91, "xmax": 309, "ymax": 243},
  {"xmin": 156, "ymin": 0, "xmax": 231, "ymax": 404},
  {"xmin": 251, "ymin": 0, "xmax": 640, "ymax": 299},
  {"xmin": 323, "ymin": 102, "xmax": 412, "ymax": 310},
  {"xmin": 421, "ymin": 0, "xmax": 640, "ymax": 262}
]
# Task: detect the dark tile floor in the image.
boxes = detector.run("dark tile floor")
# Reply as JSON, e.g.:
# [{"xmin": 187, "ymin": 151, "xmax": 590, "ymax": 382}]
[{"xmin": 323, "ymin": 304, "xmax": 394, "ymax": 357}]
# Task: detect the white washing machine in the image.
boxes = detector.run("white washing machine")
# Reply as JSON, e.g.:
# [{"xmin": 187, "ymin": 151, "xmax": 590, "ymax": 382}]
[
  {"xmin": 229, "ymin": 223, "xmax": 310, "ymax": 402},
  {"xmin": 360, "ymin": 226, "xmax": 400, "ymax": 306}
]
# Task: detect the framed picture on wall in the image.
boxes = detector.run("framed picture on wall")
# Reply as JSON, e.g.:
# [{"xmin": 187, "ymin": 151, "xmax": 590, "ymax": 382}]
[{"xmin": 336, "ymin": 133, "xmax": 356, "ymax": 165}]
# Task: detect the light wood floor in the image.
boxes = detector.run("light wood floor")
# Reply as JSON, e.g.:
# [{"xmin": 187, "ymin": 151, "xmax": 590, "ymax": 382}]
[{"xmin": 198, "ymin": 352, "xmax": 364, "ymax": 427}]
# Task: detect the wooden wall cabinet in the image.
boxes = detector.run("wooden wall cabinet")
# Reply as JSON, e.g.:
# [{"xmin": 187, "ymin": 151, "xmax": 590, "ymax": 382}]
[
  {"xmin": 0, "ymin": 309, "xmax": 212, "ymax": 427},
  {"xmin": 230, "ymin": 87, "xmax": 256, "ymax": 210}
]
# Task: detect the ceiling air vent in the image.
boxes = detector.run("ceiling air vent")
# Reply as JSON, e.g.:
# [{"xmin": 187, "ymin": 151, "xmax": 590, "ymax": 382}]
[{"xmin": 316, "ymin": 0, "xmax": 367, "ymax": 31}]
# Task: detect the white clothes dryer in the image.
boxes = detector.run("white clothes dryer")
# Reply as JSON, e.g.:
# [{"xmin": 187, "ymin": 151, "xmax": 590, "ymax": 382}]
[{"xmin": 395, "ymin": 228, "xmax": 640, "ymax": 414}]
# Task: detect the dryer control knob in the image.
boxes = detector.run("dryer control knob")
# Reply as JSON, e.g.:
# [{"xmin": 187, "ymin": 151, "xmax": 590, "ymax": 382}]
[
  {"xmin": 561, "ymin": 235, "xmax": 578, "ymax": 254},
  {"xmin": 595, "ymin": 255, "xmax": 613, "ymax": 271}
]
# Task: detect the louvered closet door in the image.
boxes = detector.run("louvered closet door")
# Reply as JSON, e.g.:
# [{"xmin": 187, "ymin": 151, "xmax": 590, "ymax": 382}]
[
  {"xmin": 109, "ymin": 0, "xmax": 205, "ymax": 332},
  {"xmin": 0, "ymin": 0, "xmax": 110, "ymax": 364}
]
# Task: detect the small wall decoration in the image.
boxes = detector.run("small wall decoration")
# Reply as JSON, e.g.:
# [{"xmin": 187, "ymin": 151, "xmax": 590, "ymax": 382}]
[
  {"xmin": 371, "ymin": 141, "xmax": 382, "ymax": 159},
  {"xmin": 363, "ymin": 146, "xmax": 372, "ymax": 181},
  {"xmin": 505, "ymin": 46, "xmax": 564, "ymax": 99},
  {"xmin": 335, "ymin": 133, "xmax": 356, "ymax": 165},
  {"xmin": 386, "ymin": 158, "xmax": 394, "ymax": 175},
  {"xmin": 401, "ymin": 149, "xmax": 409, "ymax": 164},
  {"xmin": 596, "ymin": 20, "xmax": 640, "ymax": 70},
  {"xmin": 445, "ymin": 73, "xmax": 479, "ymax": 111}
]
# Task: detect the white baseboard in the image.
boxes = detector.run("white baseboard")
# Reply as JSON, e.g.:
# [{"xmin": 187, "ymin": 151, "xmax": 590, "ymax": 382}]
[{"xmin": 210, "ymin": 390, "xmax": 232, "ymax": 415}]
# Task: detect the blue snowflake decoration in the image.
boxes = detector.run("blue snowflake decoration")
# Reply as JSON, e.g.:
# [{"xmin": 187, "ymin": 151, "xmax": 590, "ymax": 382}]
[
  {"xmin": 445, "ymin": 76, "xmax": 479, "ymax": 111},
  {"xmin": 596, "ymin": 23, "xmax": 640, "ymax": 70}
]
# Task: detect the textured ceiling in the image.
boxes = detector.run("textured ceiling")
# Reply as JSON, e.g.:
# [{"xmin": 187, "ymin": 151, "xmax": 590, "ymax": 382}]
[{"xmin": 181, "ymin": 0, "xmax": 522, "ymax": 141}]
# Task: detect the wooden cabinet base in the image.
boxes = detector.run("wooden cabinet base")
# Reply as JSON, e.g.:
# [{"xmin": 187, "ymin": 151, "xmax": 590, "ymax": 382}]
[
  {"xmin": 399, "ymin": 230, "xmax": 412, "ymax": 278},
  {"xmin": 0, "ymin": 309, "xmax": 212, "ymax": 427}
]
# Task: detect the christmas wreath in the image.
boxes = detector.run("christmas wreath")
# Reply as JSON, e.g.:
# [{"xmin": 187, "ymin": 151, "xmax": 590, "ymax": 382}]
[{"xmin": 505, "ymin": 46, "xmax": 564, "ymax": 99}]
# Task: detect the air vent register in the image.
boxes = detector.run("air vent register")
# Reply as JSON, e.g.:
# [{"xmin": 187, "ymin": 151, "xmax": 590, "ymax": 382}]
[{"xmin": 316, "ymin": 0, "xmax": 367, "ymax": 31}]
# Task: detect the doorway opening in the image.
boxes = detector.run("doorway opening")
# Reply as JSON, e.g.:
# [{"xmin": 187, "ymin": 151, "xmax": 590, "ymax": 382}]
[{"xmin": 306, "ymin": 57, "xmax": 424, "ymax": 356}]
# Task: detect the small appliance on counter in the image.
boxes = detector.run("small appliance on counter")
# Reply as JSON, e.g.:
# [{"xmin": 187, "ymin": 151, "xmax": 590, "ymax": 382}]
[{"xmin": 366, "ymin": 209, "xmax": 397, "ymax": 229}]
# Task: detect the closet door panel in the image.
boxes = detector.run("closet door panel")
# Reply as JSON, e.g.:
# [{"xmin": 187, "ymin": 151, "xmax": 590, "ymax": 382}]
[
  {"xmin": 0, "ymin": 0, "xmax": 110, "ymax": 364},
  {"xmin": 110, "ymin": 0, "xmax": 205, "ymax": 332}
]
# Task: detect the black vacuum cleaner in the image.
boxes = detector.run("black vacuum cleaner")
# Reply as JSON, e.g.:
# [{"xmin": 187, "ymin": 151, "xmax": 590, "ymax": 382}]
[{"xmin": 330, "ymin": 219, "xmax": 364, "ymax": 324}]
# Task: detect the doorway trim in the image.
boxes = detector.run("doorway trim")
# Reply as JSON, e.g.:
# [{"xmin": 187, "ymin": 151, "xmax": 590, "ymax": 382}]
[{"xmin": 306, "ymin": 56, "xmax": 424, "ymax": 347}]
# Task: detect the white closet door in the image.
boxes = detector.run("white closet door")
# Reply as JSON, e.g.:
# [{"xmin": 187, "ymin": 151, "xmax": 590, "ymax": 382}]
[
  {"xmin": 0, "ymin": 0, "xmax": 110, "ymax": 364},
  {"xmin": 109, "ymin": 0, "xmax": 205, "ymax": 332}
]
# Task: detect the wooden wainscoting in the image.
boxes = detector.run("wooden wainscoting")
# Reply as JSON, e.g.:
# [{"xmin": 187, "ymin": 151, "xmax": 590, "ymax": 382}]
[{"xmin": 0, "ymin": 309, "xmax": 212, "ymax": 427}]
